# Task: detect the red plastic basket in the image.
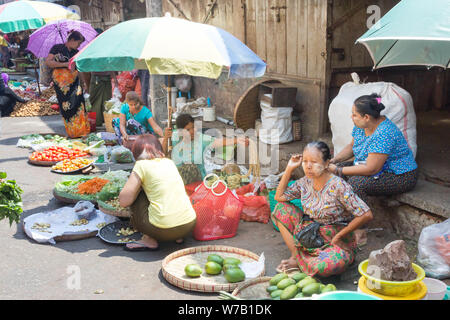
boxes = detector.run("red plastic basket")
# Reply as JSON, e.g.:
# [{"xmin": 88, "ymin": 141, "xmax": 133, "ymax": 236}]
[{"xmin": 191, "ymin": 178, "xmax": 243, "ymax": 241}]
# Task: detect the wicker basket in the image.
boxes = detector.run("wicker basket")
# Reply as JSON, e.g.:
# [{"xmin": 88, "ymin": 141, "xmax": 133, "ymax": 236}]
[
  {"xmin": 161, "ymin": 245, "xmax": 264, "ymax": 293},
  {"xmin": 104, "ymin": 112, "xmax": 119, "ymax": 133}
]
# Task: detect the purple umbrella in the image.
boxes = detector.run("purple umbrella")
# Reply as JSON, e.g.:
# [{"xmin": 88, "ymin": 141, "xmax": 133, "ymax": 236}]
[{"xmin": 27, "ymin": 19, "xmax": 98, "ymax": 58}]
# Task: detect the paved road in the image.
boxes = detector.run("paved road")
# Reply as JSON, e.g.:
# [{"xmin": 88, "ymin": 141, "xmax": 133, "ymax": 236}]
[{"xmin": 0, "ymin": 115, "xmax": 403, "ymax": 300}]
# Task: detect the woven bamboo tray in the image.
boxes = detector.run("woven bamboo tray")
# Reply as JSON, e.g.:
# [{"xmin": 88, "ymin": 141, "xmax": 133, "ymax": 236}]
[
  {"xmin": 161, "ymin": 245, "xmax": 264, "ymax": 293},
  {"xmin": 28, "ymin": 159, "xmax": 58, "ymax": 166},
  {"xmin": 233, "ymin": 79, "xmax": 281, "ymax": 131},
  {"xmin": 231, "ymin": 276, "xmax": 272, "ymax": 299},
  {"xmin": 22, "ymin": 222, "xmax": 98, "ymax": 242},
  {"xmin": 53, "ymin": 189, "xmax": 97, "ymax": 206},
  {"xmin": 98, "ymin": 202, "xmax": 131, "ymax": 218}
]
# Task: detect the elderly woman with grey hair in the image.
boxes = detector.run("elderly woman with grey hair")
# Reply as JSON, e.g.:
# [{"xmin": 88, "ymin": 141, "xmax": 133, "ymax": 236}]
[{"xmin": 272, "ymin": 141, "xmax": 373, "ymax": 278}]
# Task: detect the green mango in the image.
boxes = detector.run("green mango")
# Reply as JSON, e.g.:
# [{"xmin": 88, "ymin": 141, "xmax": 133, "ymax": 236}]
[
  {"xmin": 223, "ymin": 257, "xmax": 241, "ymax": 266},
  {"xmin": 291, "ymin": 272, "xmax": 308, "ymax": 283},
  {"xmin": 294, "ymin": 292, "xmax": 304, "ymax": 298},
  {"xmin": 319, "ymin": 284, "xmax": 326, "ymax": 291},
  {"xmin": 205, "ymin": 261, "xmax": 222, "ymax": 275},
  {"xmin": 266, "ymin": 285, "xmax": 279, "ymax": 293},
  {"xmin": 321, "ymin": 283, "xmax": 337, "ymax": 293},
  {"xmin": 224, "ymin": 268, "xmax": 245, "ymax": 283},
  {"xmin": 184, "ymin": 264, "xmax": 203, "ymax": 278},
  {"xmin": 277, "ymin": 278, "xmax": 296, "ymax": 290},
  {"xmin": 222, "ymin": 264, "xmax": 239, "ymax": 273},
  {"xmin": 269, "ymin": 273, "xmax": 288, "ymax": 286},
  {"xmin": 270, "ymin": 289, "xmax": 283, "ymax": 299},
  {"xmin": 207, "ymin": 254, "xmax": 224, "ymax": 266},
  {"xmin": 297, "ymin": 277, "xmax": 316, "ymax": 289},
  {"xmin": 280, "ymin": 284, "xmax": 299, "ymax": 300},
  {"xmin": 302, "ymin": 283, "xmax": 322, "ymax": 296}
]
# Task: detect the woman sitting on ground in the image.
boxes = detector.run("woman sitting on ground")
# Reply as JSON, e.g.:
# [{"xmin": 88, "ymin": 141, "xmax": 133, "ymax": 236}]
[
  {"xmin": 327, "ymin": 93, "xmax": 418, "ymax": 202},
  {"xmin": 118, "ymin": 134, "xmax": 196, "ymax": 251},
  {"xmin": 162, "ymin": 113, "xmax": 249, "ymax": 185},
  {"xmin": 273, "ymin": 141, "xmax": 373, "ymax": 277},
  {"xmin": 113, "ymin": 91, "xmax": 163, "ymax": 145}
]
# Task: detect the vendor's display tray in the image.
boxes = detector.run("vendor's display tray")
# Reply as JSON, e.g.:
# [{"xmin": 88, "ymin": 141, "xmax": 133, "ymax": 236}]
[
  {"xmin": 22, "ymin": 221, "xmax": 98, "ymax": 242},
  {"xmin": 98, "ymin": 220, "xmax": 142, "ymax": 245},
  {"xmin": 53, "ymin": 188, "xmax": 97, "ymax": 206},
  {"xmin": 28, "ymin": 159, "xmax": 58, "ymax": 166},
  {"xmin": 231, "ymin": 276, "xmax": 272, "ymax": 299},
  {"xmin": 98, "ymin": 201, "xmax": 131, "ymax": 218},
  {"xmin": 51, "ymin": 162, "xmax": 94, "ymax": 174},
  {"xmin": 161, "ymin": 245, "xmax": 264, "ymax": 293}
]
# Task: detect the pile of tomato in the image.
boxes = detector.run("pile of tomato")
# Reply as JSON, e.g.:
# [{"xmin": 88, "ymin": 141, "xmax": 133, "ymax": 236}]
[{"xmin": 30, "ymin": 146, "xmax": 88, "ymax": 163}]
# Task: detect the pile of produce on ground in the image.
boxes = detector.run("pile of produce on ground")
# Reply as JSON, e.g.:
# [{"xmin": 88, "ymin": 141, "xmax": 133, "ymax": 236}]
[
  {"xmin": 265, "ymin": 272, "xmax": 337, "ymax": 300},
  {"xmin": 30, "ymin": 146, "xmax": 88, "ymax": 163},
  {"xmin": 10, "ymin": 87, "xmax": 58, "ymax": 117},
  {"xmin": 97, "ymin": 197, "xmax": 131, "ymax": 216},
  {"xmin": 54, "ymin": 170, "xmax": 130, "ymax": 203},
  {"xmin": 0, "ymin": 172, "xmax": 23, "ymax": 226},
  {"xmin": 18, "ymin": 134, "xmax": 86, "ymax": 150},
  {"xmin": 184, "ymin": 254, "xmax": 246, "ymax": 284}
]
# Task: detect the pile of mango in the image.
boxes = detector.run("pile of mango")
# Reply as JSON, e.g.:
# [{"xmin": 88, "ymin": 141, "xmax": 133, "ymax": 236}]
[
  {"xmin": 267, "ymin": 272, "xmax": 337, "ymax": 300},
  {"xmin": 184, "ymin": 254, "xmax": 246, "ymax": 283}
]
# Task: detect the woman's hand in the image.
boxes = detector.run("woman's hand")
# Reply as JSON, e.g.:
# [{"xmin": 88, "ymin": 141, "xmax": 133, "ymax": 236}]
[
  {"xmin": 331, "ymin": 233, "xmax": 350, "ymax": 251},
  {"xmin": 287, "ymin": 154, "xmax": 302, "ymax": 171},
  {"xmin": 122, "ymin": 132, "xmax": 129, "ymax": 141},
  {"xmin": 327, "ymin": 163, "xmax": 338, "ymax": 175},
  {"xmin": 164, "ymin": 127, "xmax": 172, "ymax": 140}
]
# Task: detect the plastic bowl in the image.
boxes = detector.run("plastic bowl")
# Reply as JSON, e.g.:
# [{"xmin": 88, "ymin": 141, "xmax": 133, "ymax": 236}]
[
  {"xmin": 313, "ymin": 291, "xmax": 382, "ymax": 300},
  {"xmin": 358, "ymin": 259, "xmax": 425, "ymax": 297},
  {"xmin": 422, "ymin": 277, "xmax": 447, "ymax": 300}
]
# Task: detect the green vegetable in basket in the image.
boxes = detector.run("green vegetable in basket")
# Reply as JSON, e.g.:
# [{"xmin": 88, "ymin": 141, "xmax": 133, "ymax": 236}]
[{"xmin": 96, "ymin": 183, "xmax": 121, "ymax": 201}]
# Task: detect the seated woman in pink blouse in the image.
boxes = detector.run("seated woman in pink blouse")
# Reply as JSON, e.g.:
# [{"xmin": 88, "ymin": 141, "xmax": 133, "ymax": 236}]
[{"xmin": 273, "ymin": 141, "xmax": 373, "ymax": 277}]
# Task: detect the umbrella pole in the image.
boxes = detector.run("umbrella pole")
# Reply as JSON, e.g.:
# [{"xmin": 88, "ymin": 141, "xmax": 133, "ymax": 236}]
[
  {"xmin": 33, "ymin": 63, "xmax": 41, "ymax": 96},
  {"xmin": 167, "ymin": 75, "xmax": 173, "ymax": 156}
]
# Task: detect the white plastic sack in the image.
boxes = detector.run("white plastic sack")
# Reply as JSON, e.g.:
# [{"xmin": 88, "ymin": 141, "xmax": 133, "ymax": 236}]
[
  {"xmin": 328, "ymin": 79, "xmax": 417, "ymax": 158},
  {"xmin": 417, "ymin": 219, "xmax": 450, "ymax": 279},
  {"xmin": 259, "ymin": 101, "xmax": 293, "ymax": 145}
]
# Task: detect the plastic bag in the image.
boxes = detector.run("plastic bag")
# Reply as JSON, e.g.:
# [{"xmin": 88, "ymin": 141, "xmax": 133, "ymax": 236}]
[
  {"xmin": 73, "ymin": 201, "xmax": 97, "ymax": 220},
  {"xmin": 295, "ymin": 221, "xmax": 324, "ymax": 249},
  {"xmin": 237, "ymin": 195, "xmax": 270, "ymax": 224},
  {"xmin": 259, "ymin": 101, "xmax": 293, "ymax": 145},
  {"xmin": 104, "ymin": 88, "xmax": 122, "ymax": 114},
  {"xmin": 191, "ymin": 178, "xmax": 243, "ymax": 241},
  {"xmin": 110, "ymin": 146, "xmax": 134, "ymax": 163},
  {"xmin": 417, "ymin": 219, "xmax": 450, "ymax": 279}
]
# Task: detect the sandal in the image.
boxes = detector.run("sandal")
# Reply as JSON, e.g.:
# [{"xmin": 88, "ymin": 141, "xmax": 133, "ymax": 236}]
[{"xmin": 124, "ymin": 242, "xmax": 159, "ymax": 252}]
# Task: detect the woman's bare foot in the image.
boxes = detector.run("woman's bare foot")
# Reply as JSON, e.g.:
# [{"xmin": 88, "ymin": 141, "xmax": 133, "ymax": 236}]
[
  {"xmin": 126, "ymin": 235, "xmax": 159, "ymax": 250},
  {"xmin": 276, "ymin": 256, "xmax": 298, "ymax": 272}
]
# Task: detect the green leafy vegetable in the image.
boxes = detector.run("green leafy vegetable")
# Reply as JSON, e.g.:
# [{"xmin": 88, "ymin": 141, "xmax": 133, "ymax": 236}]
[{"xmin": 0, "ymin": 172, "xmax": 24, "ymax": 226}]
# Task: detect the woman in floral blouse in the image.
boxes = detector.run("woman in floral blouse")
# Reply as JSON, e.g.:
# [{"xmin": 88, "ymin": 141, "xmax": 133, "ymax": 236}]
[{"xmin": 273, "ymin": 141, "xmax": 373, "ymax": 277}]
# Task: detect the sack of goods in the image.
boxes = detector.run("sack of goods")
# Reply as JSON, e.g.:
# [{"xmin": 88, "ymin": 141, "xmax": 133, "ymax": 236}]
[
  {"xmin": 328, "ymin": 75, "xmax": 417, "ymax": 158},
  {"xmin": 259, "ymin": 98, "xmax": 293, "ymax": 145}
]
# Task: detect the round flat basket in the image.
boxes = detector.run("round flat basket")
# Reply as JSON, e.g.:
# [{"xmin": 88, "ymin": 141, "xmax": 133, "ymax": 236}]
[
  {"xmin": 98, "ymin": 202, "xmax": 131, "ymax": 218},
  {"xmin": 51, "ymin": 162, "xmax": 94, "ymax": 174},
  {"xmin": 28, "ymin": 158, "xmax": 58, "ymax": 166},
  {"xmin": 231, "ymin": 276, "xmax": 272, "ymax": 299},
  {"xmin": 98, "ymin": 220, "xmax": 141, "ymax": 245},
  {"xmin": 233, "ymin": 79, "xmax": 281, "ymax": 131},
  {"xmin": 161, "ymin": 245, "xmax": 264, "ymax": 293},
  {"xmin": 52, "ymin": 189, "xmax": 97, "ymax": 206},
  {"xmin": 22, "ymin": 222, "xmax": 98, "ymax": 242}
]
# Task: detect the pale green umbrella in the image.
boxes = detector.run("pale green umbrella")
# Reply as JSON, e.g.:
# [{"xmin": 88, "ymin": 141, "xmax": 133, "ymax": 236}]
[{"xmin": 356, "ymin": 0, "xmax": 450, "ymax": 69}]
